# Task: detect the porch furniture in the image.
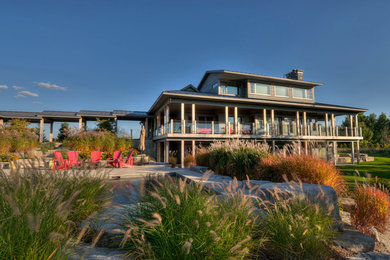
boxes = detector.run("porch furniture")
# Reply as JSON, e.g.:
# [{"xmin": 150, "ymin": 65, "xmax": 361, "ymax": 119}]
[
  {"xmin": 90, "ymin": 151, "xmax": 102, "ymax": 168},
  {"xmin": 107, "ymin": 150, "xmax": 123, "ymax": 168},
  {"xmin": 67, "ymin": 151, "xmax": 83, "ymax": 169},
  {"xmin": 122, "ymin": 151, "xmax": 134, "ymax": 168},
  {"xmin": 53, "ymin": 151, "xmax": 68, "ymax": 170}
]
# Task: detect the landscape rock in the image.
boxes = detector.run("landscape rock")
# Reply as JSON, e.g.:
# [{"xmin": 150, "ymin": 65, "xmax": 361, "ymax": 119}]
[
  {"xmin": 340, "ymin": 197, "xmax": 356, "ymax": 213},
  {"xmin": 70, "ymin": 242, "xmax": 127, "ymax": 259},
  {"xmin": 334, "ymin": 223, "xmax": 375, "ymax": 253},
  {"xmin": 346, "ymin": 252, "xmax": 390, "ymax": 260}
]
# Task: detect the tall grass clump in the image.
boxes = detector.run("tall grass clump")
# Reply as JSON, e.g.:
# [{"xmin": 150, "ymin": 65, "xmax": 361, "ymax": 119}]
[
  {"xmin": 0, "ymin": 119, "xmax": 39, "ymax": 154},
  {"xmin": 0, "ymin": 162, "xmax": 111, "ymax": 259},
  {"xmin": 262, "ymin": 155, "xmax": 347, "ymax": 194},
  {"xmin": 197, "ymin": 140, "xmax": 268, "ymax": 179},
  {"xmin": 259, "ymin": 198, "xmax": 336, "ymax": 259},
  {"xmin": 63, "ymin": 128, "xmax": 133, "ymax": 158},
  {"xmin": 351, "ymin": 184, "xmax": 390, "ymax": 235},
  {"xmin": 120, "ymin": 175, "xmax": 264, "ymax": 259}
]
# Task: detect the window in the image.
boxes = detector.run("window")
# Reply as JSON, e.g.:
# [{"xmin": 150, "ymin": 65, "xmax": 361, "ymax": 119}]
[
  {"xmin": 212, "ymin": 82, "xmax": 219, "ymax": 89},
  {"xmin": 220, "ymin": 84, "xmax": 239, "ymax": 95},
  {"xmin": 249, "ymin": 83, "xmax": 270, "ymax": 95},
  {"xmin": 275, "ymin": 86, "xmax": 289, "ymax": 97},
  {"xmin": 293, "ymin": 88, "xmax": 313, "ymax": 99}
]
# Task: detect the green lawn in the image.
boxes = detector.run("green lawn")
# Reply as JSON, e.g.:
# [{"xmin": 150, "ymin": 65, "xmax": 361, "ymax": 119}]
[{"xmin": 337, "ymin": 156, "xmax": 390, "ymax": 188}]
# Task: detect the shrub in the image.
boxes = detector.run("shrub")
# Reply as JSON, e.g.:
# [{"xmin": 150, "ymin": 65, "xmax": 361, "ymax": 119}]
[
  {"xmin": 195, "ymin": 152, "xmax": 210, "ymax": 167},
  {"xmin": 0, "ymin": 162, "xmax": 110, "ymax": 259},
  {"xmin": 275, "ymin": 155, "xmax": 346, "ymax": 194},
  {"xmin": 40, "ymin": 142, "xmax": 55, "ymax": 154},
  {"xmin": 121, "ymin": 176, "xmax": 264, "ymax": 259},
  {"xmin": 184, "ymin": 154, "xmax": 196, "ymax": 168},
  {"xmin": 0, "ymin": 120, "xmax": 39, "ymax": 153},
  {"xmin": 169, "ymin": 156, "xmax": 177, "ymax": 168},
  {"xmin": 351, "ymin": 184, "xmax": 390, "ymax": 235},
  {"xmin": 260, "ymin": 198, "xmax": 335, "ymax": 259},
  {"xmin": 63, "ymin": 129, "xmax": 133, "ymax": 157}
]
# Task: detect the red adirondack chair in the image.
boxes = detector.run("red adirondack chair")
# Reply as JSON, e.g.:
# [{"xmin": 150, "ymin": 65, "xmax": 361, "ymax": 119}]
[
  {"xmin": 67, "ymin": 151, "xmax": 83, "ymax": 169},
  {"xmin": 122, "ymin": 151, "xmax": 134, "ymax": 168},
  {"xmin": 53, "ymin": 151, "xmax": 68, "ymax": 170},
  {"xmin": 107, "ymin": 150, "xmax": 123, "ymax": 168},
  {"xmin": 90, "ymin": 151, "xmax": 102, "ymax": 168}
]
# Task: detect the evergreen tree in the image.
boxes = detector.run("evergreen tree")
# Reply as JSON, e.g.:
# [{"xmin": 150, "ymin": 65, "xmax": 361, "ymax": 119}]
[{"xmin": 57, "ymin": 122, "xmax": 69, "ymax": 142}]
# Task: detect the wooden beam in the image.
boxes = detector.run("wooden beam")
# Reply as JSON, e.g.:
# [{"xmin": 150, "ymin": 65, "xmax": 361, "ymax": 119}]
[
  {"xmin": 263, "ymin": 108, "xmax": 267, "ymax": 135},
  {"xmin": 225, "ymin": 106, "xmax": 229, "ymax": 135},
  {"xmin": 325, "ymin": 113, "xmax": 329, "ymax": 136},
  {"xmin": 192, "ymin": 140, "xmax": 195, "ymax": 158},
  {"xmin": 234, "ymin": 106, "xmax": 238, "ymax": 134}
]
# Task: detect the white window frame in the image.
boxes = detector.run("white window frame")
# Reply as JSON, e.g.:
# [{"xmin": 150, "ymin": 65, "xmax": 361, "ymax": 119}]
[{"xmin": 250, "ymin": 82, "xmax": 271, "ymax": 96}]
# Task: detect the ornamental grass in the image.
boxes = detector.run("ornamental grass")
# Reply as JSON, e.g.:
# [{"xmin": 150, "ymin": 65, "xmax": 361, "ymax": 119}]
[
  {"xmin": 120, "ymin": 175, "xmax": 265, "ymax": 259},
  {"xmin": 63, "ymin": 129, "xmax": 133, "ymax": 158},
  {"xmin": 0, "ymin": 161, "xmax": 111, "ymax": 259},
  {"xmin": 351, "ymin": 184, "xmax": 390, "ymax": 235},
  {"xmin": 0, "ymin": 120, "xmax": 39, "ymax": 153}
]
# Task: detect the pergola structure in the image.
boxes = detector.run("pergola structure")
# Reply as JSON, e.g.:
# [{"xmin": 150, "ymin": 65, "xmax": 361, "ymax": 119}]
[{"xmin": 0, "ymin": 110, "xmax": 152, "ymax": 142}]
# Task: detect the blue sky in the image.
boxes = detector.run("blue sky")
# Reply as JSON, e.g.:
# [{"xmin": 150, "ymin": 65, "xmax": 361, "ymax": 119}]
[{"xmin": 0, "ymin": 0, "xmax": 389, "ymax": 137}]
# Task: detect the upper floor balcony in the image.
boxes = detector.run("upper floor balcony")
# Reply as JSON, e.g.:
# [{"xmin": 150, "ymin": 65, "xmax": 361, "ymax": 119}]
[{"xmin": 152, "ymin": 119, "xmax": 363, "ymax": 140}]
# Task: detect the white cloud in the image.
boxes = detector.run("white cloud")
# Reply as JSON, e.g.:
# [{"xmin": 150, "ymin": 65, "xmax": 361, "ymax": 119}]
[
  {"xmin": 36, "ymin": 82, "xmax": 67, "ymax": 91},
  {"xmin": 15, "ymin": 94, "xmax": 26, "ymax": 98},
  {"xmin": 17, "ymin": 90, "xmax": 39, "ymax": 97},
  {"xmin": 12, "ymin": 85, "xmax": 24, "ymax": 90},
  {"xmin": 0, "ymin": 85, "xmax": 8, "ymax": 90}
]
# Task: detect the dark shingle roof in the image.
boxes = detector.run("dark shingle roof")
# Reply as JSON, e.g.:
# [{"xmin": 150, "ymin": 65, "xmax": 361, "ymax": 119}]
[{"xmin": 41, "ymin": 110, "xmax": 78, "ymax": 117}]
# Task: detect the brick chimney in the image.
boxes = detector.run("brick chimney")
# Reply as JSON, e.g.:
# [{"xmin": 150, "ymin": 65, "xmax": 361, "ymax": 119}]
[{"xmin": 286, "ymin": 69, "xmax": 304, "ymax": 80}]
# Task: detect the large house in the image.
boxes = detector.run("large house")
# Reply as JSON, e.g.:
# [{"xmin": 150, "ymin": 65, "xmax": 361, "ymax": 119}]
[
  {"xmin": 0, "ymin": 69, "xmax": 367, "ymax": 166},
  {"xmin": 147, "ymin": 69, "xmax": 366, "ymax": 166}
]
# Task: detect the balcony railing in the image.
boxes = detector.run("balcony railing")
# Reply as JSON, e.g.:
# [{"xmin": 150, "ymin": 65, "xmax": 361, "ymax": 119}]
[{"xmin": 153, "ymin": 120, "xmax": 363, "ymax": 138}]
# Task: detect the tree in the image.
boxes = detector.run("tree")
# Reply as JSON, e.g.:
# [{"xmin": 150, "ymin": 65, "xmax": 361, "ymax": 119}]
[
  {"xmin": 96, "ymin": 118, "xmax": 115, "ymax": 133},
  {"xmin": 57, "ymin": 122, "xmax": 69, "ymax": 142}
]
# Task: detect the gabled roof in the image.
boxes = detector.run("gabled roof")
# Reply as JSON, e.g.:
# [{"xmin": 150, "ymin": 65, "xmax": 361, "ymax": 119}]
[
  {"xmin": 181, "ymin": 84, "xmax": 198, "ymax": 92},
  {"xmin": 198, "ymin": 70, "xmax": 323, "ymax": 90}
]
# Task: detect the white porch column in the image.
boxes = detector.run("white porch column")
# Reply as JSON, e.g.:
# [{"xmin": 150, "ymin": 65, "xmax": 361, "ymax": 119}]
[
  {"xmin": 192, "ymin": 103, "xmax": 196, "ymax": 133},
  {"xmin": 263, "ymin": 108, "xmax": 267, "ymax": 135},
  {"xmin": 192, "ymin": 140, "xmax": 195, "ymax": 158},
  {"xmin": 0, "ymin": 119, "xmax": 3, "ymax": 126},
  {"xmin": 296, "ymin": 111, "xmax": 300, "ymax": 135},
  {"xmin": 234, "ymin": 106, "xmax": 238, "ymax": 134},
  {"xmin": 349, "ymin": 114, "xmax": 354, "ymax": 137},
  {"xmin": 303, "ymin": 112, "xmax": 307, "ymax": 135},
  {"xmin": 355, "ymin": 114, "xmax": 360, "ymax": 164},
  {"xmin": 164, "ymin": 140, "xmax": 169, "ymax": 163},
  {"xmin": 325, "ymin": 113, "xmax": 329, "ymax": 136},
  {"xmin": 166, "ymin": 105, "xmax": 170, "ymax": 134},
  {"xmin": 79, "ymin": 117, "xmax": 83, "ymax": 130},
  {"xmin": 157, "ymin": 142, "xmax": 161, "ymax": 162},
  {"xmin": 272, "ymin": 140, "xmax": 276, "ymax": 155},
  {"xmin": 225, "ymin": 106, "xmax": 229, "ymax": 135},
  {"xmin": 181, "ymin": 140, "xmax": 185, "ymax": 168},
  {"xmin": 331, "ymin": 114, "xmax": 335, "ymax": 136},
  {"xmin": 49, "ymin": 121, "xmax": 54, "ymax": 142},
  {"xmin": 181, "ymin": 103, "xmax": 185, "ymax": 134},
  {"xmin": 270, "ymin": 109, "xmax": 274, "ymax": 135},
  {"xmin": 39, "ymin": 118, "xmax": 44, "ymax": 143},
  {"xmin": 351, "ymin": 141, "xmax": 355, "ymax": 165}
]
